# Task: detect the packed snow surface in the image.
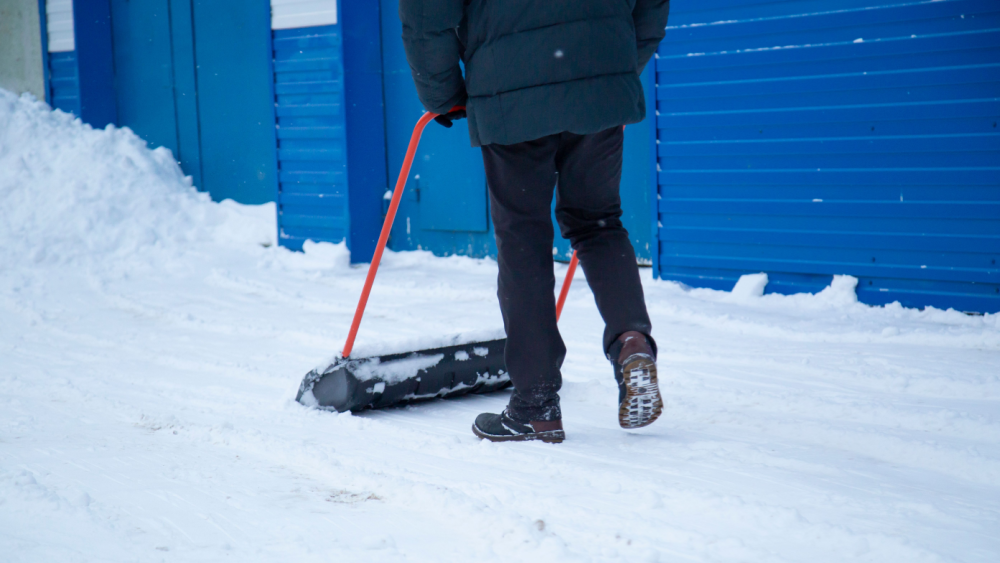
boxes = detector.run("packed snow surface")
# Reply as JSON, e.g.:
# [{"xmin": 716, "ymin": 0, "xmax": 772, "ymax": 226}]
[{"xmin": 2, "ymin": 90, "xmax": 999, "ymax": 562}]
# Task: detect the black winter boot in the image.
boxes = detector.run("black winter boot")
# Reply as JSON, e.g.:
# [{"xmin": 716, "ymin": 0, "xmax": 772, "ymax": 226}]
[
  {"xmin": 472, "ymin": 408, "xmax": 565, "ymax": 443},
  {"xmin": 608, "ymin": 331, "xmax": 663, "ymax": 429}
]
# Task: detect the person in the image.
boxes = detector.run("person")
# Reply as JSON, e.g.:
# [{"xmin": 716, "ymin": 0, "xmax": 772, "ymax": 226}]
[{"xmin": 400, "ymin": 0, "xmax": 671, "ymax": 443}]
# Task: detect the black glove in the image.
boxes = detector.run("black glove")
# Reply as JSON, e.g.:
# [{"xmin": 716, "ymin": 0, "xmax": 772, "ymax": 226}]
[{"xmin": 434, "ymin": 108, "xmax": 467, "ymax": 128}]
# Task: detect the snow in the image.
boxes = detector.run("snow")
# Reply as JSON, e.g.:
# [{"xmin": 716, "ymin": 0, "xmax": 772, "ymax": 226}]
[
  {"xmin": 343, "ymin": 328, "xmax": 506, "ymax": 361},
  {"xmin": 351, "ymin": 354, "xmax": 446, "ymax": 384},
  {"xmin": 726, "ymin": 273, "xmax": 768, "ymax": 303},
  {"xmin": 0, "ymin": 91, "xmax": 273, "ymax": 266},
  {"xmin": 2, "ymin": 89, "xmax": 1000, "ymax": 562}
]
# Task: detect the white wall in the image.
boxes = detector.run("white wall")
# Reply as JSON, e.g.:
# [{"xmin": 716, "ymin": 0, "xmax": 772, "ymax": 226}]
[
  {"xmin": 0, "ymin": 0, "xmax": 46, "ymax": 99},
  {"xmin": 271, "ymin": 0, "xmax": 337, "ymax": 30},
  {"xmin": 46, "ymin": 0, "xmax": 74, "ymax": 52}
]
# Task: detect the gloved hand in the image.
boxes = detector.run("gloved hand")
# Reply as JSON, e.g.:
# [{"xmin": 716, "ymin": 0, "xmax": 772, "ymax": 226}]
[{"xmin": 434, "ymin": 108, "xmax": 467, "ymax": 128}]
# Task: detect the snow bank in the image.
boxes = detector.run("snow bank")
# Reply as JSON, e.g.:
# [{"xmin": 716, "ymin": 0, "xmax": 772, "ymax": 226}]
[{"xmin": 0, "ymin": 90, "xmax": 272, "ymax": 266}]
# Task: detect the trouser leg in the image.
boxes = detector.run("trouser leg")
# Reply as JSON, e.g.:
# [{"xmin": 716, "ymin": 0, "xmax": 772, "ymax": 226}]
[
  {"xmin": 481, "ymin": 136, "xmax": 564, "ymax": 422},
  {"xmin": 554, "ymin": 127, "xmax": 655, "ymax": 356}
]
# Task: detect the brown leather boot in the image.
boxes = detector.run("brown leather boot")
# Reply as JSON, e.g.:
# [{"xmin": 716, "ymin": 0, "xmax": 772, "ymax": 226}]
[{"xmin": 610, "ymin": 331, "xmax": 662, "ymax": 429}]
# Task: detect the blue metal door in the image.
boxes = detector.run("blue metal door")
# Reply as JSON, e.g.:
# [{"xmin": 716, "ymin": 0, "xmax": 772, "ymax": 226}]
[
  {"xmin": 192, "ymin": 0, "xmax": 277, "ymax": 204},
  {"xmin": 654, "ymin": 0, "xmax": 1000, "ymax": 312},
  {"xmin": 379, "ymin": 0, "xmax": 496, "ymax": 257},
  {"xmin": 416, "ymin": 124, "xmax": 489, "ymax": 233},
  {"xmin": 109, "ymin": 0, "xmax": 178, "ymax": 157}
]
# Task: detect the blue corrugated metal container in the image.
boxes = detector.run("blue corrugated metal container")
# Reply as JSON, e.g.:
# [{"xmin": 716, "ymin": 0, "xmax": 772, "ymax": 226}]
[
  {"xmin": 34, "ymin": 0, "xmax": 997, "ymax": 313},
  {"xmin": 47, "ymin": 50, "xmax": 79, "ymax": 116},
  {"xmin": 273, "ymin": 24, "xmax": 351, "ymax": 251},
  {"xmin": 41, "ymin": 0, "xmax": 83, "ymax": 118},
  {"xmin": 42, "ymin": 0, "xmax": 116, "ymax": 128},
  {"xmin": 271, "ymin": 2, "xmax": 393, "ymax": 261},
  {"xmin": 654, "ymin": 0, "xmax": 1000, "ymax": 312}
]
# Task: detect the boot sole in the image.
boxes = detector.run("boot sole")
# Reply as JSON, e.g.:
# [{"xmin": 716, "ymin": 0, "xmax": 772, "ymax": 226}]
[
  {"xmin": 471, "ymin": 424, "xmax": 565, "ymax": 443},
  {"xmin": 619, "ymin": 355, "xmax": 663, "ymax": 429}
]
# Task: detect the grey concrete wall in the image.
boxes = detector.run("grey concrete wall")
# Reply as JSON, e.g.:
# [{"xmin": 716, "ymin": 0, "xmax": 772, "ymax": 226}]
[{"xmin": 0, "ymin": 0, "xmax": 46, "ymax": 100}]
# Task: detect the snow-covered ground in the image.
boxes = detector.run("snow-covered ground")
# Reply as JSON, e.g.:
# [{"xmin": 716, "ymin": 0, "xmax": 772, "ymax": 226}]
[{"xmin": 2, "ymin": 90, "xmax": 999, "ymax": 562}]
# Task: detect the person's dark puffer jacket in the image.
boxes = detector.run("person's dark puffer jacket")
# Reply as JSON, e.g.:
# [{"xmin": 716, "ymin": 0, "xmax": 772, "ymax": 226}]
[{"xmin": 400, "ymin": 0, "xmax": 670, "ymax": 147}]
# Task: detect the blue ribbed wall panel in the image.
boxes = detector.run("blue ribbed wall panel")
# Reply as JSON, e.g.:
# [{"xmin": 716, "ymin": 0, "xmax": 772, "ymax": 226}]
[
  {"xmin": 48, "ymin": 51, "xmax": 80, "ymax": 116},
  {"xmin": 273, "ymin": 25, "xmax": 350, "ymax": 251},
  {"xmin": 655, "ymin": 0, "xmax": 1000, "ymax": 312}
]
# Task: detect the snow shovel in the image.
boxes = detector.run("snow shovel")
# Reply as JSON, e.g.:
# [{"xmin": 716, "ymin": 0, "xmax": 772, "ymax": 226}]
[{"xmin": 296, "ymin": 107, "xmax": 583, "ymax": 412}]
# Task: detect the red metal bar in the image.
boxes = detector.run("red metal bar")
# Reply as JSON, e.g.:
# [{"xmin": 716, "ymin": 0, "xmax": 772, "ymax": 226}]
[
  {"xmin": 341, "ymin": 108, "xmax": 459, "ymax": 358},
  {"xmin": 555, "ymin": 251, "xmax": 579, "ymax": 321}
]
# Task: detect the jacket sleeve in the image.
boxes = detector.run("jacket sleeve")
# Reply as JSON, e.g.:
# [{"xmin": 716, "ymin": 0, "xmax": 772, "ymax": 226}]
[
  {"xmin": 399, "ymin": 0, "xmax": 467, "ymax": 115},
  {"xmin": 633, "ymin": 0, "xmax": 670, "ymax": 74}
]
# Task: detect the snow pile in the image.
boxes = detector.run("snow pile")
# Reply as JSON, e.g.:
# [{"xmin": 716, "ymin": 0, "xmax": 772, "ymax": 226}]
[
  {"xmin": 726, "ymin": 272, "xmax": 769, "ymax": 303},
  {"xmin": 726, "ymin": 272, "xmax": 861, "ymax": 308},
  {"xmin": 0, "ymin": 90, "xmax": 272, "ymax": 266},
  {"xmin": 812, "ymin": 273, "xmax": 861, "ymax": 306}
]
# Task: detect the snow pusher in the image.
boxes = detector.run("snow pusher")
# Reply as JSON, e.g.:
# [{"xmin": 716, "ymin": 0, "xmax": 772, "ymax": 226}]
[{"xmin": 296, "ymin": 108, "xmax": 580, "ymax": 412}]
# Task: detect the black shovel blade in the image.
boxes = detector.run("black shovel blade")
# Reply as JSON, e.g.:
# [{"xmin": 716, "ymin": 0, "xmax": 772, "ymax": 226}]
[{"xmin": 296, "ymin": 338, "xmax": 509, "ymax": 412}]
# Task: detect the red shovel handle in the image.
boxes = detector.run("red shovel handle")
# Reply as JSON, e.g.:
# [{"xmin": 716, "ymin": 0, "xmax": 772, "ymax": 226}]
[
  {"xmin": 341, "ymin": 106, "xmax": 463, "ymax": 358},
  {"xmin": 555, "ymin": 251, "xmax": 579, "ymax": 321}
]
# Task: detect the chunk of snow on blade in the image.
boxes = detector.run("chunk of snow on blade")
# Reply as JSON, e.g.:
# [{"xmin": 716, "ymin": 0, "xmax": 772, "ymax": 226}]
[
  {"xmin": 729, "ymin": 273, "xmax": 768, "ymax": 303},
  {"xmin": 341, "ymin": 328, "xmax": 504, "ymax": 362},
  {"xmin": 472, "ymin": 347, "xmax": 489, "ymax": 357},
  {"xmin": 352, "ymin": 353, "xmax": 445, "ymax": 384},
  {"xmin": 454, "ymin": 350, "xmax": 469, "ymax": 361},
  {"xmin": 401, "ymin": 370, "xmax": 508, "ymax": 402}
]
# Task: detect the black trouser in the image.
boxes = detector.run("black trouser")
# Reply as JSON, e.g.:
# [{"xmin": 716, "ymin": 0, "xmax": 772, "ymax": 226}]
[{"xmin": 481, "ymin": 126, "xmax": 653, "ymax": 422}]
